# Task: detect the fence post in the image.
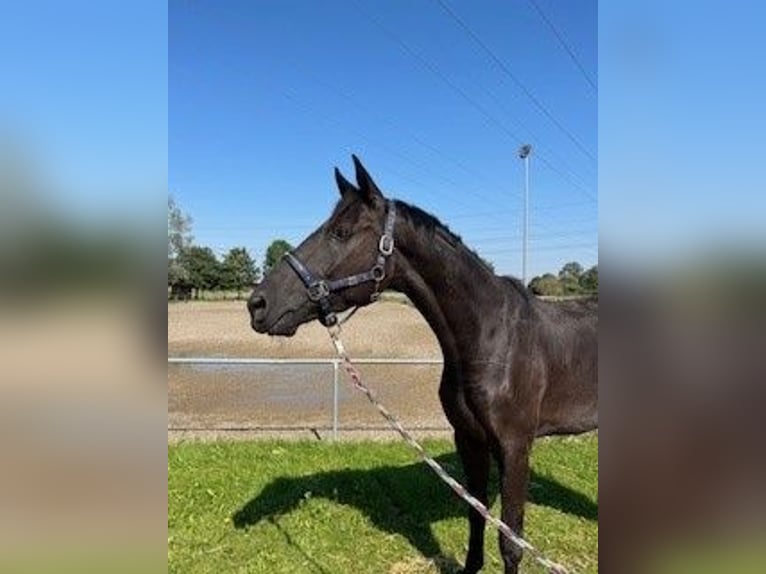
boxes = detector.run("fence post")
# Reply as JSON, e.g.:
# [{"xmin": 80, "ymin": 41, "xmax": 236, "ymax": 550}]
[{"xmin": 332, "ymin": 360, "xmax": 339, "ymax": 441}]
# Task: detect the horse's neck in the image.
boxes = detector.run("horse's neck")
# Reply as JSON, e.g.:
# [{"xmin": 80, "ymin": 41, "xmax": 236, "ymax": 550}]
[{"xmin": 390, "ymin": 216, "xmax": 508, "ymax": 366}]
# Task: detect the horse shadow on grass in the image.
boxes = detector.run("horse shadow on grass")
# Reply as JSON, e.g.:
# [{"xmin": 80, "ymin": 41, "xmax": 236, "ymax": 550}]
[{"xmin": 232, "ymin": 452, "xmax": 597, "ymax": 573}]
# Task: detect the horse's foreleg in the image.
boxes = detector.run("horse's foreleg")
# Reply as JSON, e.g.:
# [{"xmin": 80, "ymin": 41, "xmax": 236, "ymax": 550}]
[
  {"xmin": 496, "ymin": 434, "xmax": 533, "ymax": 574},
  {"xmin": 455, "ymin": 430, "xmax": 490, "ymax": 574}
]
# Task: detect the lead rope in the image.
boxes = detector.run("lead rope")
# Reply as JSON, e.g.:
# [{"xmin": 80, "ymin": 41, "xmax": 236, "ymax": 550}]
[{"xmin": 327, "ymin": 325, "xmax": 570, "ymax": 574}]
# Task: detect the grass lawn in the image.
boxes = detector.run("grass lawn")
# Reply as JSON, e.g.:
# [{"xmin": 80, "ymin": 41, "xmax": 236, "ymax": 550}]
[{"xmin": 168, "ymin": 436, "xmax": 597, "ymax": 573}]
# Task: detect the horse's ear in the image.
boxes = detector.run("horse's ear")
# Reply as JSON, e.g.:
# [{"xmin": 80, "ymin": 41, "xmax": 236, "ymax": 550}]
[
  {"xmin": 352, "ymin": 154, "xmax": 383, "ymax": 203},
  {"xmin": 334, "ymin": 167, "xmax": 357, "ymax": 198}
]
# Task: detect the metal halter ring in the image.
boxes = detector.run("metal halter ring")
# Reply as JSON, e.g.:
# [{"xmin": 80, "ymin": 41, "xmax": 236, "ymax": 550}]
[
  {"xmin": 378, "ymin": 234, "xmax": 394, "ymax": 256},
  {"xmin": 307, "ymin": 280, "xmax": 330, "ymax": 301},
  {"xmin": 371, "ymin": 264, "xmax": 386, "ymax": 282}
]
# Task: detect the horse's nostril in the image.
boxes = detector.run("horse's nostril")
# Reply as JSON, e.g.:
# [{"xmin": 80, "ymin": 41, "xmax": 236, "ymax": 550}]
[
  {"xmin": 252, "ymin": 296, "xmax": 266, "ymax": 310},
  {"xmin": 248, "ymin": 294, "xmax": 267, "ymax": 320}
]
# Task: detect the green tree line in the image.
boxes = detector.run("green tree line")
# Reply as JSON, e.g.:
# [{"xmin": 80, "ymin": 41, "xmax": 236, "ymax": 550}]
[
  {"xmin": 168, "ymin": 196, "xmax": 293, "ymax": 300},
  {"xmin": 528, "ymin": 261, "xmax": 598, "ymax": 296}
]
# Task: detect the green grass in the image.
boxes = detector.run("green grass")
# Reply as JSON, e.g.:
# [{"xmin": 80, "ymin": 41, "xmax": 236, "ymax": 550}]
[{"xmin": 168, "ymin": 436, "xmax": 597, "ymax": 574}]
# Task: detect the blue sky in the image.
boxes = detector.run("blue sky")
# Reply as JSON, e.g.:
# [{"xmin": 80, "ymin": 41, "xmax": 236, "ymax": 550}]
[
  {"xmin": 599, "ymin": 1, "xmax": 766, "ymax": 267},
  {"xmin": 1, "ymin": 1, "xmax": 167, "ymax": 222},
  {"xmin": 170, "ymin": 0, "xmax": 598, "ymax": 279}
]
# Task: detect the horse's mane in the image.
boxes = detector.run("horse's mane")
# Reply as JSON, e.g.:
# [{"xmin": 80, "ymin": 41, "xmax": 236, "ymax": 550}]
[
  {"xmin": 394, "ymin": 199, "xmax": 496, "ymax": 277},
  {"xmin": 393, "ymin": 199, "xmax": 536, "ymax": 302},
  {"xmin": 394, "ymin": 199, "xmax": 462, "ymax": 242},
  {"xmin": 500, "ymin": 276, "xmax": 531, "ymax": 301}
]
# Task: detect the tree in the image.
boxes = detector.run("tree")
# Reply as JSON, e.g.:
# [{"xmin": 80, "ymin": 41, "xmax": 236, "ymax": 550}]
[
  {"xmin": 168, "ymin": 259, "xmax": 190, "ymax": 287},
  {"xmin": 559, "ymin": 261, "xmax": 584, "ymax": 295},
  {"xmin": 168, "ymin": 259, "xmax": 193, "ymax": 301},
  {"xmin": 579, "ymin": 265, "xmax": 598, "ymax": 293},
  {"xmin": 529, "ymin": 273, "xmax": 564, "ymax": 296},
  {"xmin": 220, "ymin": 247, "xmax": 260, "ymax": 296},
  {"xmin": 264, "ymin": 239, "xmax": 294, "ymax": 275},
  {"xmin": 168, "ymin": 195, "xmax": 193, "ymax": 260},
  {"xmin": 559, "ymin": 261, "xmax": 584, "ymax": 281},
  {"xmin": 177, "ymin": 246, "xmax": 221, "ymax": 295},
  {"xmin": 168, "ymin": 195, "xmax": 193, "ymax": 290}
]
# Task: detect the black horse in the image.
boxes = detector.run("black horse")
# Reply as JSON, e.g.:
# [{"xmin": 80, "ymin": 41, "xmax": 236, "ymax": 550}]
[{"xmin": 248, "ymin": 155, "xmax": 597, "ymax": 574}]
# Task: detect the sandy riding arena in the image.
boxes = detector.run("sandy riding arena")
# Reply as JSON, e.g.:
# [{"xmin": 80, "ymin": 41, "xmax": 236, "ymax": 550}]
[{"xmin": 168, "ymin": 299, "xmax": 450, "ymax": 440}]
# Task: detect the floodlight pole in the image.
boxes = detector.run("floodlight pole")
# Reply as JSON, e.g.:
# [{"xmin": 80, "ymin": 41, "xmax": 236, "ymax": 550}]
[{"xmin": 518, "ymin": 144, "xmax": 532, "ymax": 285}]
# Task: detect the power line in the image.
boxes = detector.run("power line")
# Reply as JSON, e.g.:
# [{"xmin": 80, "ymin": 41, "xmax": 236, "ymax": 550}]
[
  {"xmin": 279, "ymin": 88, "xmax": 511, "ymax": 218},
  {"xmin": 478, "ymin": 242, "xmax": 597, "ymax": 255},
  {"xmin": 536, "ymin": 153, "xmax": 596, "ymax": 202},
  {"xmin": 195, "ymin": 97, "xmax": 596, "ymax": 262},
  {"xmin": 195, "ymin": 202, "xmax": 596, "ymax": 231},
  {"xmin": 279, "ymin": 85, "xmax": 596, "ymax": 231},
  {"xmin": 283, "ymin": 57, "xmax": 506, "ymax": 197},
  {"xmin": 526, "ymin": 0, "xmax": 597, "ymax": 92},
  {"xmin": 478, "ymin": 80, "xmax": 596, "ymax": 182},
  {"xmin": 470, "ymin": 226, "xmax": 597, "ymax": 240},
  {"xmin": 434, "ymin": 0, "xmax": 596, "ymax": 163},
  {"xmin": 354, "ymin": 0, "xmax": 596, "ymax": 202},
  {"xmin": 448, "ymin": 200, "xmax": 596, "ymax": 220}
]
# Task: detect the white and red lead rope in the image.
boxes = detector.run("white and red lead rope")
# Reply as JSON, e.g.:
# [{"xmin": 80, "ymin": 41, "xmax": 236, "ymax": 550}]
[{"xmin": 327, "ymin": 326, "xmax": 569, "ymax": 574}]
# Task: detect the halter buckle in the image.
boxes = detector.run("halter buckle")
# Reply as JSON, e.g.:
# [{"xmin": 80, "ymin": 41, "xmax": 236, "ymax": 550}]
[
  {"xmin": 307, "ymin": 280, "xmax": 330, "ymax": 301},
  {"xmin": 378, "ymin": 234, "xmax": 394, "ymax": 256}
]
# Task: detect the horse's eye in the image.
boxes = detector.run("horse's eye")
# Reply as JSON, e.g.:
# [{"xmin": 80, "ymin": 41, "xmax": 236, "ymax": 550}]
[{"xmin": 330, "ymin": 226, "xmax": 351, "ymax": 241}]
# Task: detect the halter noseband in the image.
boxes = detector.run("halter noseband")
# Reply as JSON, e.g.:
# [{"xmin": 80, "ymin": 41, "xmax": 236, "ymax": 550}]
[{"xmin": 283, "ymin": 200, "xmax": 397, "ymax": 327}]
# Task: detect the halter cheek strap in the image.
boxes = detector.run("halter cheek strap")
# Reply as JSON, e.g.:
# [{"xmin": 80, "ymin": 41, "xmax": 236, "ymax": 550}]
[{"xmin": 283, "ymin": 200, "xmax": 397, "ymax": 327}]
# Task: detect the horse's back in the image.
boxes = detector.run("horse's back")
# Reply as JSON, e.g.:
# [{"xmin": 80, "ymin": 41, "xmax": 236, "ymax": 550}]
[{"xmin": 542, "ymin": 295, "xmax": 598, "ymax": 320}]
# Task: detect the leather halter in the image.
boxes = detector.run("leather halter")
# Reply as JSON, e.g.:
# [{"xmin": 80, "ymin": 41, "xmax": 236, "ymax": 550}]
[{"xmin": 283, "ymin": 200, "xmax": 397, "ymax": 327}]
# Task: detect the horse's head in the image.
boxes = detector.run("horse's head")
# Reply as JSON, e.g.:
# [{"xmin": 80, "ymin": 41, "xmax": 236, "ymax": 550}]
[{"xmin": 248, "ymin": 155, "xmax": 396, "ymax": 336}]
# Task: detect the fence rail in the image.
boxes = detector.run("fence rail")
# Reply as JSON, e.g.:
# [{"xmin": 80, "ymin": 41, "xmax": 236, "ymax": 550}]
[{"xmin": 168, "ymin": 356, "xmax": 443, "ymax": 440}]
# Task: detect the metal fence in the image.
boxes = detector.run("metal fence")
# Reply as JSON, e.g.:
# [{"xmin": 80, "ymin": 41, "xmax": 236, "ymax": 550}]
[{"xmin": 168, "ymin": 357, "xmax": 444, "ymax": 440}]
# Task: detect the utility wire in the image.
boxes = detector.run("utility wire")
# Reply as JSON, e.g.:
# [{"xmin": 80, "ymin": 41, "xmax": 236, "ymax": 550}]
[
  {"xmin": 282, "ymin": 85, "xmax": 597, "ymax": 231},
  {"xmin": 479, "ymin": 241, "xmax": 597, "ymax": 255},
  {"xmin": 526, "ymin": 0, "xmax": 597, "ymax": 92},
  {"xmin": 285, "ymin": 57, "xmax": 505, "ymax": 196},
  {"xmin": 355, "ymin": 0, "xmax": 596, "ymax": 202},
  {"xmin": 280, "ymin": 88, "xmax": 513, "ymax": 220},
  {"xmin": 434, "ymin": 0, "xmax": 596, "ymax": 163}
]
